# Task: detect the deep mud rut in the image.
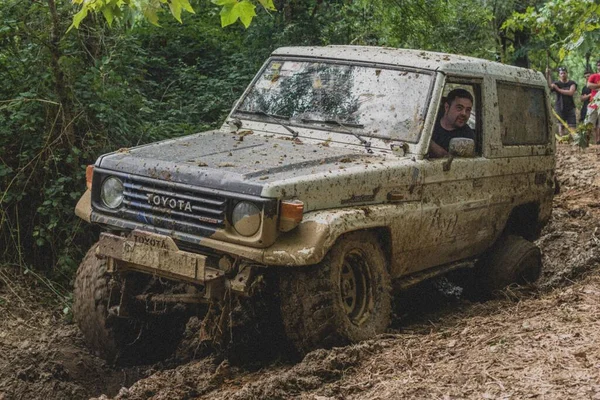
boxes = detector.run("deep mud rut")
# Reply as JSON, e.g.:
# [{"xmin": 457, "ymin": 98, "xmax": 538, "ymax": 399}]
[{"xmin": 1, "ymin": 143, "xmax": 600, "ymax": 400}]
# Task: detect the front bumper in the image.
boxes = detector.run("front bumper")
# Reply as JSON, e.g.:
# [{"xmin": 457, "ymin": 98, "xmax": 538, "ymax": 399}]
[{"xmin": 97, "ymin": 230, "xmax": 224, "ymax": 284}]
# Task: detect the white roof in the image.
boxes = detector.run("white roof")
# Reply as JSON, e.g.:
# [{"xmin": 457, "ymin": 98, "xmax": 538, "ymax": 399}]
[{"xmin": 272, "ymin": 46, "xmax": 546, "ymax": 85}]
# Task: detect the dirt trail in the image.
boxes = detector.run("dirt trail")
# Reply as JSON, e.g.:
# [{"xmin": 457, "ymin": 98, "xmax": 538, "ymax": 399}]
[{"xmin": 1, "ymin": 144, "xmax": 599, "ymax": 400}]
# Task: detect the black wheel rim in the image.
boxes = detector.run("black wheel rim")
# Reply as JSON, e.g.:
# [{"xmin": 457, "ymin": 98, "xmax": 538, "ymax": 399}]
[{"xmin": 339, "ymin": 249, "xmax": 373, "ymax": 326}]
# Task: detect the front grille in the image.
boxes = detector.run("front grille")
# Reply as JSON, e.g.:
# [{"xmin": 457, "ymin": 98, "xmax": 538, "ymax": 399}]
[{"xmin": 119, "ymin": 176, "xmax": 227, "ymax": 232}]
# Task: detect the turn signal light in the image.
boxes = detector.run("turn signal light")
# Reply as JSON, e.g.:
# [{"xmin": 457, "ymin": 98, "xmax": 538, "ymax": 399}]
[
  {"xmin": 279, "ymin": 200, "xmax": 304, "ymax": 232},
  {"xmin": 86, "ymin": 165, "xmax": 94, "ymax": 190}
]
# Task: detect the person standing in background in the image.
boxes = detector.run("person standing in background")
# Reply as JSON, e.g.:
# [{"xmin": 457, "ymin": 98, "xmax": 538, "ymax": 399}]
[
  {"xmin": 581, "ymin": 69, "xmax": 593, "ymax": 122},
  {"xmin": 549, "ymin": 66, "xmax": 577, "ymax": 136},
  {"xmin": 585, "ymin": 61, "xmax": 600, "ymax": 144}
]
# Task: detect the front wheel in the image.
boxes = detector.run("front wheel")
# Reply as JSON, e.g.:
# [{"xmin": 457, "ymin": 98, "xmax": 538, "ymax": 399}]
[
  {"xmin": 279, "ymin": 231, "xmax": 392, "ymax": 355},
  {"xmin": 73, "ymin": 243, "xmax": 187, "ymax": 365}
]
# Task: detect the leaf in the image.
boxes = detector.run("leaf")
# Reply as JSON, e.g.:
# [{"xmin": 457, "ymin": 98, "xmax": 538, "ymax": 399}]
[
  {"xmin": 101, "ymin": 5, "xmax": 115, "ymax": 26},
  {"xmin": 257, "ymin": 0, "xmax": 276, "ymax": 11},
  {"xmin": 69, "ymin": 6, "xmax": 89, "ymax": 31},
  {"xmin": 168, "ymin": 0, "xmax": 183, "ymax": 22},
  {"xmin": 219, "ymin": 0, "xmax": 256, "ymax": 28},
  {"xmin": 236, "ymin": 1, "xmax": 256, "ymax": 27},
  {"xmin": 143, "ymin": 5, "xmax": 161, "ymax": 26},
  {"xmin": 177, "ymin": 0, "xmax": 194, "ymax": 13},
  {"xmin": 0, "ymin": 165, "xmax": 13, "ymax": 177},
  {"xmin": 219, "ymin": 3, "xmax": 238, "ymax": 27}
]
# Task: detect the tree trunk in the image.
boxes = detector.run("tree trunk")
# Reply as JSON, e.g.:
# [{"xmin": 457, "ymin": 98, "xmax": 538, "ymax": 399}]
[
  {"xmin": 513, "ymin": 29, "xmax": 529, "ymax": 68},
  {"xmin": 47, "ymin": 0, "xmax": 76, "ymax": 148}
]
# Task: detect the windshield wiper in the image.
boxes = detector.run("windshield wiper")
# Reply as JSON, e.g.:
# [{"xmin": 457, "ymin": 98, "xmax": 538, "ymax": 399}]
[
  {"xmin": 236, "ymin": 110, "xmax": 299, "ymax": 138},
  {"xmin": 300, "ymin": 117, "xmax": 364, "ymax": 129},
  {"xmin": 302, "ymin": 117, "xmax": 372, "ymax": 154}
]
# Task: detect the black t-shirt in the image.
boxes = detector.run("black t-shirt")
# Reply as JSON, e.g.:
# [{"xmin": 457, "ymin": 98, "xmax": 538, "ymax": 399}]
[
  {"xmin": 552, "ymin": 80, "xmax": 577, "ymax": 111},
  {"xmin": 582, "ymin": 85, "xmax": 592, "ymax": 109},
  {"xmin": 432, "ymin": 121, "xmax": 475, "ymax": 152}
]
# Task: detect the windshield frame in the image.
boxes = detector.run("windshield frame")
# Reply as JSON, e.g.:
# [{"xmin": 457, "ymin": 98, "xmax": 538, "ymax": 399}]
[{"xmin": 231, "ymin": 56, "xmax": 436, "ymax": 144}]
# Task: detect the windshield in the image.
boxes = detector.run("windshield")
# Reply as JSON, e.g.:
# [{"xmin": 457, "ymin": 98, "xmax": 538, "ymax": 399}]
[{"xmin": 235, "ymin": 60, "xmax": 433, "ymax": 143}]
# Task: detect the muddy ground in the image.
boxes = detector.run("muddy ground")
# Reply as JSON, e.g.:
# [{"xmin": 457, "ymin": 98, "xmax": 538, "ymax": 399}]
[{"xmin": 1, "ymin": 143, "xmax": 599, "ymax": 400}]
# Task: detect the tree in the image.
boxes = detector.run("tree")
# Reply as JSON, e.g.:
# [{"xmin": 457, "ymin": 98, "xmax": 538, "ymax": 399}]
[{"xmin": 503, "ymin": 0, "xmax": 600, "ymax": 69}]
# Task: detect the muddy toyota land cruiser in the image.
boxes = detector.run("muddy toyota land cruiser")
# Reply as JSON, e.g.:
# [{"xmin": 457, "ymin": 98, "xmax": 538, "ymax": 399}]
[{"xmin": 74, "ymin": 46, "xmax": 555, "ymax": 363}]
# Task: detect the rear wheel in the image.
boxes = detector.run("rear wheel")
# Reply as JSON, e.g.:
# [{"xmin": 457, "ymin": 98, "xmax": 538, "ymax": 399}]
[
  {"xmin": 473, "ymin": 235, "xmax": 542, "ymax": 298},
  {"xmin": 73, "ymin": 243, "xmax": 187, "ymax": 365},
  {"xmin": 279, "ymin": 231, "xmax": 392, "ymax": 355}
]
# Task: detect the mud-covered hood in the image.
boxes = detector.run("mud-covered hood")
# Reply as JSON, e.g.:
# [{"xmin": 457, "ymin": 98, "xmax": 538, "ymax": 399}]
[{"xmin": 97, "ymin": 130, "xmax": 394, "ymax": 198}]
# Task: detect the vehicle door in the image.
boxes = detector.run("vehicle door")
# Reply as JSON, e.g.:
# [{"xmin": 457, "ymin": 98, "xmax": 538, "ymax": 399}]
[{"xmin": 417, "ymin": 77, "xmax": 495, "ymax": 271}]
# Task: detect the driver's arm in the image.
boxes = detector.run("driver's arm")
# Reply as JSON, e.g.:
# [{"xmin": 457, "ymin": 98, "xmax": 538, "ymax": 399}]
[{"xmin": 428, "ymin": 141, "xmax": 448, "ymax": 158}]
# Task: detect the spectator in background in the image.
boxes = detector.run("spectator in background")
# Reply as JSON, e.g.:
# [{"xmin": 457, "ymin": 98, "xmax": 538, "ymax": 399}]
[
  {"xmin": 585, "ymin": 60, "xmax": 600, "ymax": 144},
  {"xmin": 580, "ymin": 69, "xmax": 593, "ymax": 122},
  {"xmin": 549, "ymin": 66, "xmax": 577, "ymax": 136}
]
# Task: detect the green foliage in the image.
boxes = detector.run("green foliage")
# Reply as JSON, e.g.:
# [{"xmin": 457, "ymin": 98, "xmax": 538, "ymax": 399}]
[
  {"xmin": 70, "ymin": 0, "xmax": 195, "ymax": 29},
  {"xmin": 70, "ymin": 0, "xmax": 276, "ymax": 30},
  {"xmin": 1, "ymin": 0, "xmax": 266, "ymax": 284},
  {"xmin": 573, "ymin": 123, "xmax": 590, "ymax": 149},
  {"xmin": 504, "ymin": 0, "xmax": 600, "ymax": 65},
  {"xmin": 214, "ymin": 0, "xmax": 260, "ymax": 28}
]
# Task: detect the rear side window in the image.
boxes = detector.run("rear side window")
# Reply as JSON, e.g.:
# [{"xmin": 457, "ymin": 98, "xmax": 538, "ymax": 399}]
[{"xmin": 497, "ymin": 82, "xmax": 548, "ymax": 145}]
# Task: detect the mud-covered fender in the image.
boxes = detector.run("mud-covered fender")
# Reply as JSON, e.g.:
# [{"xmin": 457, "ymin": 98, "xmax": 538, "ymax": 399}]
[
  {"xmin": 75, "ymin": 189, "xmax": 92, "ymax": 223},
  {"xmin": 261, "ymin": 206, "xmax": 389, "ymax": 266}
]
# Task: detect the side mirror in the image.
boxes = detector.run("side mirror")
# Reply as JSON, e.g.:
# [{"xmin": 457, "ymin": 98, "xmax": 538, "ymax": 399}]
[
  {"xmin": 448, "ymin": 138, "xmax": 475, "ymax": 157},
  {"xmin": 443, "ymin": 138, "xmax": 475, "ymax": 172}
]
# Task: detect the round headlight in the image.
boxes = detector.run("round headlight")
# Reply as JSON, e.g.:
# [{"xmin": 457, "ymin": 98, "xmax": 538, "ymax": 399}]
[
  {"xmin": 231, "ymin": 201, "xmax": 261, "ymax": 236},
  {"xmin": 101, "ymin": 177, "xmax": 124, "ymax": 209}
]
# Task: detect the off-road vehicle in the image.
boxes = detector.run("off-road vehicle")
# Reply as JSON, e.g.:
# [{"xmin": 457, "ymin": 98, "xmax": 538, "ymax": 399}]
[{"xmin": 74, "ymin": 46, "xmax": 556, "ymax": 364}]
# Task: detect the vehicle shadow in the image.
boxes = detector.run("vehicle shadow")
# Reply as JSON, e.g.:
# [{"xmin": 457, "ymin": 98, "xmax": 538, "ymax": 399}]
[{"xmin": 390, "ymin": 276, "xmax": 470, "ymax": 330}]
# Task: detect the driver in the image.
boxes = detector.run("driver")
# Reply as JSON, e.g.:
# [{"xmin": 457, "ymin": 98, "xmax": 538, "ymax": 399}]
[{"xmin": 428, "ymin": 88, "xmax": 475, "ymax": 158}]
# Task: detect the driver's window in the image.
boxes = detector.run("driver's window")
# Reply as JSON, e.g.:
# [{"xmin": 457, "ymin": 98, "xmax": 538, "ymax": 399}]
[{"xmin": 429, "ymin": 81, "xmax": 482, "ymax": 158}]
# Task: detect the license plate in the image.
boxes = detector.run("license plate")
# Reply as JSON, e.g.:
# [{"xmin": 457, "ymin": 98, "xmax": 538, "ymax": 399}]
[{"xmin": 98, "ymin": 230, "xmax": 209, "ymax": 282}]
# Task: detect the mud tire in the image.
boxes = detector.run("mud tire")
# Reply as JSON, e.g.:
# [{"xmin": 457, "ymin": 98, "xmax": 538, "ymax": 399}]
[
  {"xmin": 279, "ymin": 231, "xmax": 392, "ymax": 355},
  {"xmin": 73, "ymin": 243, "xmax": 186, "ymax": 365},
  {"xmin": 474, "ymin": 235, "xmax": 542, "ymax": 298}
]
